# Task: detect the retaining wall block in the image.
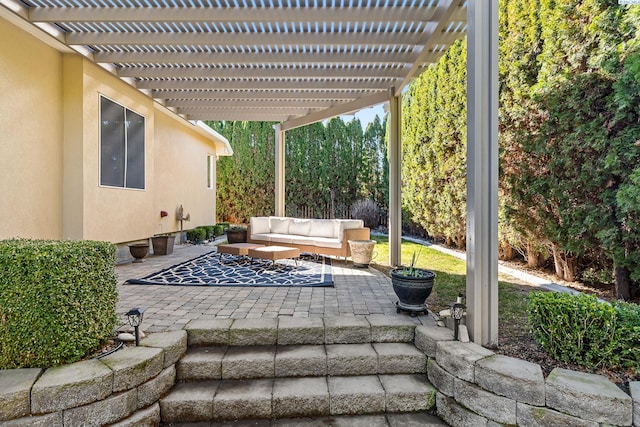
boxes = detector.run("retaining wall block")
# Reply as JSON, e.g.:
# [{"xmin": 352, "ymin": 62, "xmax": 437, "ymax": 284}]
[
  {"xmin": 427, "ymin": 359, "xmax": 455, "ymax": 397},
  {"xmin": 475, "ymin": 354, "xmax": 545, "ymax": 406},
  {"xmin": 184, "ymin": 319, "xmax": 233, "ymax": 346},
  {"xmin": 324, "ymin": 316, "xmax": 371, "ymax": 344},
  {"xmin": 516, "ymin": 402, "xmax": 598, "ymax": 427},
  {"xmin": 415, "ymin": 325, "xmax": 454, "ymax": 358},
  {"xmin": 100, "ymin": 346, "xmax": 164, "ymax": 392},
  {"xmin": 546, "ymin": 367, "xmax": 632, "ymax": 425},
  {"xmin": 110, "ymin": 403, "xmax": 161, "ymax": 427},
  {"xmin": 454, "ymin": 378, "xmax": 516, "ymax": 425},
  {"xmin": 630, "ymin": 381, "xmax": 639, "ymax": 427},
  {"xmin": 277, "ymin": 317, "xmax": 325, "ymax": 345},
  {"xmin": 62, "ymin": 389, "xmax": 137, "ymax": 427},
  {"xmin": 436, "ymin": 392, "xmax": 489, "ymax": 427},
  {"xmin": 229, "ymin": 318, "xmax": 278, "ymax": 345},
  {"xmin": 0, "ymin": 368, "xmax": 42, "ymax": 421},
  {"xmin": 137, "ymin": 365, "xmax": 176, "ymax": 409},
  {"xmin": 435, "ymin": 341, "xmax": 493, "ymax": 383},
  {"xmin": 31, "ymin": 359, "xmax": 113, "ymax": 414},
  {"xmin": 140, "ymin": 330, "xmax": 188, "ymax": 367},
  {"xmin": 366, "ymin": 315, "xmax": 416, "ymax": 343},
  {"xmin": 0, "ymin": 412, "xmax": 63, "ymax": 427}
]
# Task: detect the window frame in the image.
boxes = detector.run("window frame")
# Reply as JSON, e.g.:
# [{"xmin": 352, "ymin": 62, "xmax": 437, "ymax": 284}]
[{"xmin": 99, "ymin": 95, "xmax": 146, "ymax": 190}]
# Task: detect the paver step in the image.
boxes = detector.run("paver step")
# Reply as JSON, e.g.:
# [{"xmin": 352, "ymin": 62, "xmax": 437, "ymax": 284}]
[
  {"xmin": 161, "ymin": 412, "xmax": 448, "ymax": 426},
  {"xmin": 184, "ymin": 316, "xmax": 418, "ymax": 347},
  {"xmin": 159, "ymin": 374, "xmax": 437, "ymax": 423},
  {"xmin": 176, "ymin": 343, "xmax": 427, "ymax": 381}
]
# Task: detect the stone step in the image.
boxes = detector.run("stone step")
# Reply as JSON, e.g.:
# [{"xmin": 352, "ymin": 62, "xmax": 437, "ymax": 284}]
[
  {"xmin": 184, "ymin": 316, "xmax": 418, "ymax": 347},
  {"xmin": 176, "ymin": 343, "xmax": 427, "ymax": 381},
  {"xmin": 161, "ymin": 412, "xmax": 448, "ymax": 426},
  {"xmin": 159, "ymin": 374, "xmax": 437, "ymax": 423}
]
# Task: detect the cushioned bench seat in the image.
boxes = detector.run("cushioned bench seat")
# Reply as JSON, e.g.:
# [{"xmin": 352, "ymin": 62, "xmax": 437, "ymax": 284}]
[{"xmin": 247, "ymin": 216, "xmax": 370, "ymax": 258}]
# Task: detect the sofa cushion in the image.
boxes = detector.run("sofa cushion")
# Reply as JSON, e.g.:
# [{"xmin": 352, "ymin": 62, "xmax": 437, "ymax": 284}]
[
  {"xmin": 268, "ymin": 234, "xmax": 294, "ymax": 244},
  {"xmin": 313, "ymin": 237, "xmax": 343, "ymax": 249},
  {"xmin": 270, "ymin": 217, "xmax": 291, "ymax": 234},
  {"xmin": 289, "ymin": 235, "xmax": 316, "ymax": 246},
  {"xmin": 309, "ymin": 219, "xmax": 338, "ymax": 239},
  {"xmin": 250, "ymin": 233, "xmax": 272, "ymax": 242},
  {"xmin": 289, "ymin": 218, "xmax": 312, "ymax": 236},
  {"xmin": 251, "ymin": 217, "xmax": 271, "ymax": 234}
]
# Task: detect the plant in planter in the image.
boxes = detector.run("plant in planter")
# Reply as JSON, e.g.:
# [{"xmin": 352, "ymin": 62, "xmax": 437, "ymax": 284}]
[
  {"xmin": 226, "ymin": 225, "xmax": 248, "ymax": 244},
  {"xmin": 390, "ymin": 250, "xmax": 436, "ymax": 316},
  {"xmin": 151, "ymin": 234, "xmax": 176, "ymax": 255}
]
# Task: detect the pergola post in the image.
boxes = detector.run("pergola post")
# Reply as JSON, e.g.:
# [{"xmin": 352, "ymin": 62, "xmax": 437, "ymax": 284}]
[
  {"xmin": 466, "ymin": 0, "xmax": 499, "ymax": 346},
  {"xmin": 389, "ymin": 94, "xmax": 402, "ymax": 267},
  {"xmin": 274, "ymin": 124, "xmax": 286, "ymax": 217}
]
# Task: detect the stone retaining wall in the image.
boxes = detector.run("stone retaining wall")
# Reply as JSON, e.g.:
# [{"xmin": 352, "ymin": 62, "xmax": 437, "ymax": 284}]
[
  {"xmin": 0, "ymin": 330, "xmax": 187, "ymax": 426},
  {"xmin": 416, "ymin": 326, "xmax": 640, "ymax": 426},
  {"xmin": 2, "ymin": 324, "xmax": 640, "ymax": 426}
]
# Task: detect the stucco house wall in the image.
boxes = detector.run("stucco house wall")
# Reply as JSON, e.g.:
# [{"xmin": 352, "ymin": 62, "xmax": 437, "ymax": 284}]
[{"xmin": 0, "ymin": 16, "xmax": 230, "ymax": 245}]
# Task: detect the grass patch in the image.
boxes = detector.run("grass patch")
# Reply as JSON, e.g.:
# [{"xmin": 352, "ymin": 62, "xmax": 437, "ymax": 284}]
[{"xmin": 371, "ymin": 236, "xmax": 530, "ymax": 338}]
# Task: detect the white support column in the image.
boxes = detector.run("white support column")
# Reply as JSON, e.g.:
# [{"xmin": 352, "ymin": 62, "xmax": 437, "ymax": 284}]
[
  {"xmin": 389, "ymin": 95, "xmax": 402, "ymax": 267},
  {"xmin": 274, "ymin": 124, "xmax": 286, "ymax": 217},
  {"xmin": 466, "ymin": 0, "xmax": 499, "ymax": 346}
]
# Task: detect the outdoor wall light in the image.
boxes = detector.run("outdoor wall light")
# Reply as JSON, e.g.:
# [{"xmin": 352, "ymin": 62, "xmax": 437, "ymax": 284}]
[
  {"xmin": 126, "ymin": 307, "xmax": 146, "ymax": 346},
  {"xmin": 451, "ymin": 293, "xmax": 466, "ymax": 341}
]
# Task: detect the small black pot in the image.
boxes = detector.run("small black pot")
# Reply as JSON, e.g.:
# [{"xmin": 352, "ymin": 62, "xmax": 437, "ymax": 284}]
[
  {"xmin": 390, "ymin": 268, "xmax": 435, "ymax": 313},
  {"xmin": 226, "ymin": 229, "xmax": 247, "ymax": 244}
]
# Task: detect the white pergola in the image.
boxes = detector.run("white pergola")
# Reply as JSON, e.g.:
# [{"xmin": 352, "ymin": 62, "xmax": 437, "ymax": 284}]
[{"xmin": 1, "ymin": 0, "xmax": 498, "ymax": 345}]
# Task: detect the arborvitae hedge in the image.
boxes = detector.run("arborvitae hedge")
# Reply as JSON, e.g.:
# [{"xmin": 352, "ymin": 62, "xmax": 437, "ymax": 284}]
[{"xmin": 0, "ymin": 239, "xmax": 118, "ymax": 369}]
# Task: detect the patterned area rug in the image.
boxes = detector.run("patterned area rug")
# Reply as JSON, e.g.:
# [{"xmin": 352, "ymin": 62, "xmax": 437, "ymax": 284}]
[{"xmin": 125, "ymin": 251, "xmax": 333, "ymax": 287}]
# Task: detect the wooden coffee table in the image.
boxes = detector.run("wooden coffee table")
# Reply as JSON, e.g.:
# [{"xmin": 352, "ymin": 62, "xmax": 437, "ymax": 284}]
[
  {"xmin": 217, "ymin": 243, "xmax": 264, "ymax": 260},
  {"xmin": 247, "ymin": 245, "xmax": 301, "ymax": 267}
]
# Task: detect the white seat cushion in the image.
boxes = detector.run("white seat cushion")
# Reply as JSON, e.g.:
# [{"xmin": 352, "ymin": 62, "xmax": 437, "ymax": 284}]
[
  {"xmin": 288, "ymin": 234, "xmax": 316, "ymax": 246},
  {"xmin": 250, "ymin": 217, "xmax": 271, "ymax": 234},
  {"xmin": 250, "ymin": 233, "xmax": 272, "ymax": 242},
  {"xmin": 270, "ymin": 217, "xmax": 291, "ymax": 234},
  {"xmin": 289, "ymin": 218, "xmax": 312, "ymax": 236},
  {"xmin": 313, "ymin": 237, "xmax": 343, "ymax": 249},
  {"xmin": 268, "ymin": 233, "xmax": 293, "ymax": 244},
  {"xmin": 309, "ymin": 219, "xmax": 338, "ymax": 239}
]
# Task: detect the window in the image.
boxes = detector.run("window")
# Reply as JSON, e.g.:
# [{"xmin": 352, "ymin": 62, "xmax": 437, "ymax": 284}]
[
  {"xmin": 100, "ymin": 96, "xmax": 145, "ymax": 189},
  {"xmin": 207, "ymin": 154, "xmax": 214, "ymax": 189}
]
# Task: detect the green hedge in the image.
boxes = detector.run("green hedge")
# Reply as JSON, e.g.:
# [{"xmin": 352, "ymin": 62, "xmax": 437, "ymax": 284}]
[
  {"xmin": 528, "ymin": 292, "xmax": 640, "ymax": 371},
  {"xmin": 0, "ymin": 239, "xmax": 118, "ymax": 369},
  {"xmin": 186, "ymin": 227, "xmax": 207, "ymax": 243}
]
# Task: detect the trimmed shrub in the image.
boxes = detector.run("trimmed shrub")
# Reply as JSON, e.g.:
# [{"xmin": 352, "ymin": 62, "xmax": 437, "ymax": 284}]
[
  {"xmin": 186, "ymin": 227, "xmax": 207, "ymax": 244},
  {"xmin": 528, "ymin": 292, "xmax": 640, "ymax": 370},
  {"xmin": 203, "ymin": 225, "xmax": 216, "ymax": 240},
  {"xmin": 351, "ymin": 199, "xmax": 380, "ymax": 229},
  {"xmin": 213, "ymin": 224, "xmax": 225, "ymax": 237},
  {"xmin": 0, "ymin": 239, "xmax": 118, "ymax": 369}
]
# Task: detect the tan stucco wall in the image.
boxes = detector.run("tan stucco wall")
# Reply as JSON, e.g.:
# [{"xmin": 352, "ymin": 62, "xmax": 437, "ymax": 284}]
[
  {"xmin": 1, "ymin": 16, "xmax": 222, "ymax": 244},
  {"xmin": 153, "ymin": 109, "xmax": 218, "ymax": 236},
  {"xmin": 0, "ymin": 18, "xmax": 64, "ymax": 239}
]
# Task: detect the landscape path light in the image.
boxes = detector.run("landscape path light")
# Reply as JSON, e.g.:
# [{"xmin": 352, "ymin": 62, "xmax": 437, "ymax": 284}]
[{"xmin": 126, "ymin": 307, "xmax": 146, "ymax": 346}]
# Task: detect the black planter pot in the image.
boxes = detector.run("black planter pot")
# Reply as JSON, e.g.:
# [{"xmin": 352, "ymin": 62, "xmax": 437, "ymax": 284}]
[
  {"xmin": 390, "ymin": 268, "xmax": 435, "ymax": 315},
  {"xmin": 226, "ymin": 229, "xmax": 247, "ymax": 244}
]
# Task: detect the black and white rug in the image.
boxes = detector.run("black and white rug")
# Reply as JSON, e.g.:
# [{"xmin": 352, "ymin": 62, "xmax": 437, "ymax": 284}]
[{"xmin": 125, "ymin": 251, "xmax": 333, "ymax": 287}]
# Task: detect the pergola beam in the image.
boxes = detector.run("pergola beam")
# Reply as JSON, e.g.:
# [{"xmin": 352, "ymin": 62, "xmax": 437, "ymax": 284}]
[
  {"xmin": 67, "ymin": 30, "xmax": 425, "ymax": 47},
  {"xmin": 30, "ymin": 6, "xmax": 438, "ymax": 23},
  {"xmin": 137, "ymin": 78, "xmax": 396, "ymax": 91},
  {"xmin": 94, "ymin": 50, "xmax": 418, "ymax": 66},
  {"xmin": 154, "ymin": 89, "xmax": 381, "ymax": 101}
]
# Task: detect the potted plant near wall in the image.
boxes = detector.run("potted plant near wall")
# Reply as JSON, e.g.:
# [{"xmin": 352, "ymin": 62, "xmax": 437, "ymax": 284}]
[
  {"xmin": 226, "ymin": 225, "xmax": 248, "ymax": 244},
  {"xmin": 389, "ymin": 251, "xmax": 436, "ymax": 315},
  {"xmin": 151, "ymin": 234, "xmax": 176, "ymax": 255}
]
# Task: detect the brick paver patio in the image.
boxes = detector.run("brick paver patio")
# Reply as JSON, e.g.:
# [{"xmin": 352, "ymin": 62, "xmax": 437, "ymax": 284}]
[{"xmin": 116, "ymin": 243, "xmax": 435, "ymax": 333}]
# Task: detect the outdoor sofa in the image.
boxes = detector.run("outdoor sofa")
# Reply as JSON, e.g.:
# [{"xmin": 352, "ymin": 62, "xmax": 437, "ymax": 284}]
[{"xmin": 247, "ymin": 216, "xmax": 370, "ymax": 258}]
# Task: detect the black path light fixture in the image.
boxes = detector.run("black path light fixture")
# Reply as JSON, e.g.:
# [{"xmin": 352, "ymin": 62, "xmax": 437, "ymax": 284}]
[
  {"xmin": 126, "ymin": 307, "xmax": 146, "ymax": 346},
  {"xmin": 451, "ymin": 293, "xmax": 466, "ymax": 341}
]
